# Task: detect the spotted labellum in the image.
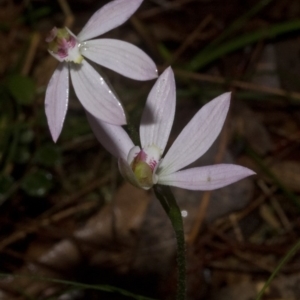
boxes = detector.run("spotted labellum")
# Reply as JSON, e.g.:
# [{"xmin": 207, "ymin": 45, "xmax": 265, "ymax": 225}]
[
  {"xmin": 45, "ymin": 0, "xmax": 157, "ymax": 142},
  {"xmin": 88, "ymin": 67, "xmax": 255, "ymax": 191}
]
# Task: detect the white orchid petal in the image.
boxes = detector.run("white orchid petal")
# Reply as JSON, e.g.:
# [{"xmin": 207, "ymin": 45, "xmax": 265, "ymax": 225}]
[
  {"xmin": 140, "ymin": 67, "xmax": 176, "ymax": 153},
  {"xmin": 81, "ymin": 39, "xmax": 157, "ymax": 80},
  {"xmin": 158, "ymin": 164, "xmax": 255, "ymax": 190},
  {"xmin": 118, "ymin": 157, "xmax": 143, "ymax": 189},
  {"xmin": 159, "ymin": 92, "xmax": 231, "ymax": 176},
  {"xmin": 86, "ymin": 112, "xmax": 133, "ymax": 160},
  {"xmin": 77, "ymin": 0, "xmax": 143, "ymax": 41},
  {"xmin": 70, "ymin": 59, "xmax": 126, "ymax": 125},
  {"xmin": 45, "ymin": 62, "xmax": 69, "ymax": 142}
]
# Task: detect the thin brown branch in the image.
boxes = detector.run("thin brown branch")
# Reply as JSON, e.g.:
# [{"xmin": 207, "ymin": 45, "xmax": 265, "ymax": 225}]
[{"xmin": 174, "ymin": 69, "xmax": 300, "ymax": 102}]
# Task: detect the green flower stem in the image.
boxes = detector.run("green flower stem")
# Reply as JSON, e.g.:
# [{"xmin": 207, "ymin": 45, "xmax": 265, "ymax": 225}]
[
  {"xmin": 256, "ymin": 238, "xmax": 300, "ymax": 300},
  {"xmin": 154, "ymin": 185, "xmax": 186, "ymax": 300}
]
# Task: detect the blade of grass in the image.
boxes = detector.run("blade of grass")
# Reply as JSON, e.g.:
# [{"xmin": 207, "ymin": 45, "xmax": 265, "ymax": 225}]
[
  {"xmin": 256, "ymin": 238, "xmax": 300, "ymax": 300},
  {"xmin": 203, "ymin": 0, "xmax": 275, "ymax": 52},
  {"xmin": 0, "ymin": 273, "xmax": 157, "ymax": 300},
  {"xmin": 188, "ymin": 20, "xmax": 300, "ymax": 71}
]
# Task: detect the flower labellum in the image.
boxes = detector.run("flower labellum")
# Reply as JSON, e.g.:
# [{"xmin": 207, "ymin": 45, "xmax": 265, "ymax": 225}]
[
  {"xmin": 45, "ymin": 0, "xmax": 158, "ymax": 142},
  {"xmin": 87, "ymin": 67, "xmax": 255, "ymax": 191},
  {"xmin": 129, "ymin": 145, "xmax": 160, "ymax": 188},
  {"xmin": 46, "ymin": 27, "xmax": 83, "ymax": 63}
]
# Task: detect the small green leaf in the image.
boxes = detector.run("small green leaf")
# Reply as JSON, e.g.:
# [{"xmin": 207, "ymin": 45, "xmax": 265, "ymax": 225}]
[
  {"xmin": 7, "ymin": 74, "xmax": 36, "ymax": 105},
  {"xmin": 13, "ymin": 145, "xmax": 31, "ymax": 164},
  {"xmin": 34, "ymin": 145, "xmax": 62, "ymax": 167},
  {"xmin": 0, "ymin": 175, "xmax": 14, "ymax": 203},
  {"xmin": 62, "ymin": 115, "xmax": 91, "ymax": 139},
  {"xmin": 21, "ymin": 170, "xmax": 53, "ymax": 197},
  {"xmin": 157, "ymin": 43, "xmax": 172, "ymax": 61},
  {"xmin": 20, "ymin": 128, "xmax": 35, "ymax": 144}
]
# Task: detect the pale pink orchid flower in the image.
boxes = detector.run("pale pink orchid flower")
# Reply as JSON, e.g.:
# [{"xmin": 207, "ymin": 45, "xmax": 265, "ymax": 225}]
[
  {"xmin": 45, "ymin": 0, "xmax": 157, "ymax": 142},
  {"xmin": 88, "ymin": 67, "xmax": 255, "ymax": 191}
]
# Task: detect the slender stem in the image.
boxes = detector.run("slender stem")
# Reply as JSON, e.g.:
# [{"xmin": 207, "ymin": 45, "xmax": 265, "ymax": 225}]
[
  {"xmin": 256, "ymin": 238, "xmax": 300, "ymax": 300},
  {"xmin": 153, "ymin": 185, "xmax": 186, "ymax": 300}
]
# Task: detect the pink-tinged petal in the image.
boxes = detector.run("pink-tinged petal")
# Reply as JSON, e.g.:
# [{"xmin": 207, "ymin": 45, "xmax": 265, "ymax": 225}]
[
  {"xmin": 45, "ymin": 62, "xmax": 69, "ymax": 142},
  {"xmin": 158, "ymin": 164, "xmax": 255, "ymax": 191},
  {"xmin": 158, "ymin": 92, "xmax": 231, "ymax": 176},
  {"xmin": 118, "ymin": 157, "xmax": 144, "ymax": 189},
  {"xmin": 77, "ymin": 0, "xmax": 143, "ymax": 41},
  {"xmin": 70, "ymin": 59, "xmax": 126, "ymax": 125},
  {"xmin": 81, "ymin": 39, "xmax": 157, "ymax": 80},
  {"xmin": 86, "ymin": 112, "xmax": 133, "ymax": 160},
  {"xmin": 127, "ymin": 146, "xmax": 141, "ymax": 164},
  {"xmin": 140, "ymin": 67, "xmax": 176, "ymax": 153}
]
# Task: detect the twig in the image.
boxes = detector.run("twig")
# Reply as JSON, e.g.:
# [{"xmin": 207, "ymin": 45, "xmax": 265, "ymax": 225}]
[
  {"xmin": 229, "ymin": 213, "xmax": 244, "ymax": 242},
  {"xmin": 258, "ymin": 180, "xmax": 292, "ymax": 231},
  {"xmin": 0, "ymin": 201, "xmax": 98, "ymax": 251},
  {"xmin": 21, "ymin": 32, "xmax": 40, "ymax": 76},
  {"xmin": 39, "ymin": 174, "xmax": 111, "ymax": 218},
  {"xmin": 234, "ymin": 251, "xmax": 275, "ymax": 273},
  {"xmin": 163, "ymin": 15, "xmax": 213, "ymax": 68},
  {"xmin": 247, "ymin": 147, "xmax": 300, "ymax": 209},
  {"xmin": 212, "ymin": 183, "xmax": 277, "ymax": 233},
  {"xmin": 130, "ymin": 16, "xmax": 162, "ymax": 61},
  {"xmin": 138, "ymin": 0, "xmax": 198, "ymax": 19},
  {"xmin": 174, "ymin": 69, "xmax": 300, "ymax": 102},
  {"xmin": 57, "ymin": 0, "xmax": 74, "ymax": 28}
]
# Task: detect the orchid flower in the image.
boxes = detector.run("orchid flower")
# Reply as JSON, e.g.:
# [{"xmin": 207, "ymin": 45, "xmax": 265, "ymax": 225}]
[
  {"xmin": 88, "ymin": 67, "xmax": 255, "ymax": 191},
  {"xmin": 45, "ymin": 0, "xmax": 157, "ymax": 142}
]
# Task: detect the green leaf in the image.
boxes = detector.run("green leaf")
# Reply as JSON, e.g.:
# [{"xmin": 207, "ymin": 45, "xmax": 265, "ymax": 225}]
[
  {"xmin": 20, "ymin": 128, "xmax": 35, "ymax": 144},
  {"xmin": 188, "ymin": 20, "xmax": 300, "ymax": 71},
  {"xmin": 0, "ymin": 175, "xmax": 14, "ymax": 203},
  {"xmin": 21, "ymin": 169, "xmax": 53, "ymax": 197},
  {"xmin": 7, "ymin": 74, "xmax": 36, "ymax": 106},
  {"xmin": 62, "ymin": 115, "xmax": 91, "ymax": 140},
  {"xmin": 34, "ymin": 145, "xmax": 62, "ymax": 167},
  {"xmin": 157, "ymin": 43, "xmax": 172, "ymax": 61},
  {"xmin": 14, "ymin": 145, "xmax": 31, "ymax": 164},
  {"xmin": 20, "ymin": 6, "xmax": 52, "ymax": 25}
]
